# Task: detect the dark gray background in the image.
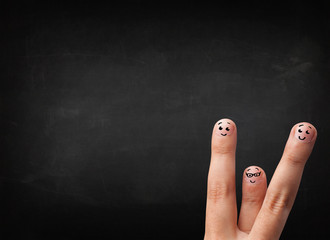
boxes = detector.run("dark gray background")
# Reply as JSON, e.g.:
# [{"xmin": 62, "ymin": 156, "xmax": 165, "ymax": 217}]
[{"xmin": 1, "ymin": 1, "xmax": 329, "ymax": 239}]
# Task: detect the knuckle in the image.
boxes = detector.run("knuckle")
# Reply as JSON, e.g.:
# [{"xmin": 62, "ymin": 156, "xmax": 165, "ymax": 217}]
[
  {"xmin": 285, "ymin": 151, "xmax": 305, "ymax": 166},
  {"xmin": 264, "ymin": 191, "xmax": 291, "ymax": 215},
  {"xmin": 242, "ymin": 195, "xmax": 264, "ymax": 205},
  {"xmin": 212, "ymin": 144, "xmax": 234, "ymax": 155},
  {"xmin": 207, "ymin": 182, "xmax": 232, "ymax": 201}
]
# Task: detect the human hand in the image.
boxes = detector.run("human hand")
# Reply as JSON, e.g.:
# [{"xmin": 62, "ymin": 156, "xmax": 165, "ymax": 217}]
[{"xmin": 204, "ymin": 119, "xmax": 317, "ymax": 240}]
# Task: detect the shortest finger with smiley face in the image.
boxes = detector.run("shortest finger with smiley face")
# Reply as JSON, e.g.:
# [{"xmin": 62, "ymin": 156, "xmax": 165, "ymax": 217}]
[{"xmin": 244, "ymin": 166, "xmax": 265, "ymax": 185}]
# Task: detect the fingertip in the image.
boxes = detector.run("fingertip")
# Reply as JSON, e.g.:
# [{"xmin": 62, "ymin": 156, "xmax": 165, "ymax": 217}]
[
  {"xmin": 292, "ymin": 122, "xmax": 317, "ymax": 143},
  {"xmin": 214, "ymin": 118, "xmax": 236, "ymax": 137},
  {"xmin": 282, "ymin": 122, "xmax": 317, "ymax": 167},
  {"xmin": 243, "ymin": 166, "xmax": 266, "ymax": 185},
  {"xmin": 211, "ymin": 118, "xmax": 237, "ymax": 157}
]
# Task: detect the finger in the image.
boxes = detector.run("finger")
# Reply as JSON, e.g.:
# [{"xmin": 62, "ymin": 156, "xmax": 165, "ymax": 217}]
[
  {"xmin": 205, "ymin": 118, "xmax": 237, "ymax": 239},
  {"xmin": 238, "ymin": 166, "xmax": 267, "ymax": 233},
  {"xmin": 249, "ymin": 122, "xmax": 317, "ymax": 240}
]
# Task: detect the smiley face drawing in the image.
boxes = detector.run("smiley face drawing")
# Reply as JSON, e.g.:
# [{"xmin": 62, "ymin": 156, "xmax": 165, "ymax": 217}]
[
  {"xmin": 217, "ymin": 121, "xmax": 232, "ymax": 136},
  {"xmin": 245, "ymin": 167, "xmax": 261, "ymax": 184},
  {"xmin": 296, "ymin": 124, "xmax": 313, "ymax": 142}
]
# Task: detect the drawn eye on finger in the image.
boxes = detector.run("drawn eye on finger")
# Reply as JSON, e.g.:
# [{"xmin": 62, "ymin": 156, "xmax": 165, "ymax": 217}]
[
  {"xmin": 245, "ymin": 167, "xmax": 262, "ymax": 184},
  {"xmin": 246, "ymin": 173, "xmax": 253, "ymax": 178}
]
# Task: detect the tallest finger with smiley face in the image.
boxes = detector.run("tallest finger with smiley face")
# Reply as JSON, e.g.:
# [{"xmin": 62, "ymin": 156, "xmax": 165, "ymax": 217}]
[
  {"xmin": 216, "ymin": 120, "xmax": 234, "ymax": 137},
  {"xmin": 206, "ymin": 118, "xmax": 237, "ymax": 238}
]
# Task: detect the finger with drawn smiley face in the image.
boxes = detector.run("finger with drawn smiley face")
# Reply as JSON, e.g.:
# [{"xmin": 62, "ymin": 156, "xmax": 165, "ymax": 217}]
[
  {"xmin": 217, "ymin": 120, "xmax": 234, "ymax": 136},
  {"xmin": 295, "ymin": 123, "xmax": 315, "ymax": 143},
  {"xmin": 244, "ymin": 166, "xmax": 264, "ymax": 184},
  {"xmin": 238, "ymin": 165, "xmax": 267, "ymax": 232},
  {"xmin": 205, "ymin": 120, "xmax": 317, "ymax": 239}
]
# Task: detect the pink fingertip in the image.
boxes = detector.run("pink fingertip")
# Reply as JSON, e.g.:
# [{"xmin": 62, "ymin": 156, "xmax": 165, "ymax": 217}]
[
  {"xmin": 294, "ymin": 123, "xmax": 315, "ymax": 143},
  {"xmin": 216, "ymin": 119, "xmax": 234, "ymax": 137},
  {"xmin": 244, "ymin": 166, "xmax": 263, "ymax": 185}
]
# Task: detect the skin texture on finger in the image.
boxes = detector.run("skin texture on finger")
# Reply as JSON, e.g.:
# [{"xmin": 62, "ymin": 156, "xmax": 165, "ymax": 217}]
[
  {"xmin": 238, "ymin": 166, "xmax": 267, "ymax": 233},
  {"xmin": 205, "ymin": 118, "xmax": 237, "ymax": 239},
  {"xmin": 248, "ymin": 122, "xmax": 317, "ymax": 240}
]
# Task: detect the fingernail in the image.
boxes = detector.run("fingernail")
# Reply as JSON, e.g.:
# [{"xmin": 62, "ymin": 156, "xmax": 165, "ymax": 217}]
[
  {"xmin": 244, "ymin": 166, "xmax": 263, "ymax": 185},
  {"xmin": 294, "ymin": 123, "xmax": 315, "ymax": 143},
  {"xmin": 216, "ymin": 119, "xmax": 234, "ymax": 137}
]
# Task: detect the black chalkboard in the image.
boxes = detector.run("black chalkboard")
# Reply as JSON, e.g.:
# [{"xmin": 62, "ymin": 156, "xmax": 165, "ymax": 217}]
[{"xmin": 1, "ymin": 1, "xmax": 330, "ymax": 239}]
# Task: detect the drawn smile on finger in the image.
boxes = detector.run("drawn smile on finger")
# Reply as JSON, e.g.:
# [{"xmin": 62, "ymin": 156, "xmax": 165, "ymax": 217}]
[
  {"xmin": 296, "ymin": 124, "xmax": 313, "ymax": 142},
  {"xmin": 217, "ymin": 121, "xmax": 232, "ymax": 136},
  {"xmin": 246, "ymin": 167, "xmax": 262, "ymax": 184}
]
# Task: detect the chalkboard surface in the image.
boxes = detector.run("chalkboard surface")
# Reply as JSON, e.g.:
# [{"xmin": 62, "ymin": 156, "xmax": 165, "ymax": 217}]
[{"xmin": 1, "ymin": 1, "xmax": 330, "ymax": 239}]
